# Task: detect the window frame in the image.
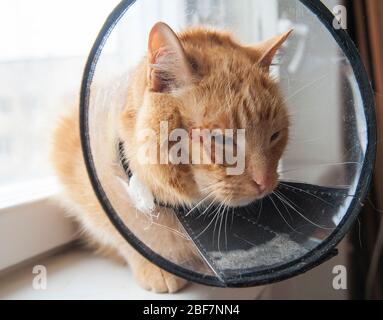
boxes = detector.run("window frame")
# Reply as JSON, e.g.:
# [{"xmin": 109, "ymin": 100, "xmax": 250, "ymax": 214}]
[{"xmin": 0, "ymin": 179, "xmax": 77, "ymax": 272}]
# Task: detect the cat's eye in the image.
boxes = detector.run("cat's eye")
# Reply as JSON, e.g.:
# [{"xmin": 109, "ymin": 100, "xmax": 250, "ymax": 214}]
[{"xmin": 270, "ymin": 131, "xmax": 281, "ymax": 143}]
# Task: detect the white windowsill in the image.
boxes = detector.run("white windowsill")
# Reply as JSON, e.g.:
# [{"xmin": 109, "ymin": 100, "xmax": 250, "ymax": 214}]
[
  {"xmin": 0, "ymin": 178, "xmax": 61, "ymax": 210},
  {"xmin": 0, "ymin": 246, "xmax": 265, "ymax": 300}
]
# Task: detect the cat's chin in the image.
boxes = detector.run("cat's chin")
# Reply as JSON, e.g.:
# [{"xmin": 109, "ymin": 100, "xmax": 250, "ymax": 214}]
[
  {"xmin": 225, "ymin": 196, "xmax": 262, "ymax": 208},
  {"xmin": 224, "ymin": 191, "xmax": 274, "ymax": 208}
]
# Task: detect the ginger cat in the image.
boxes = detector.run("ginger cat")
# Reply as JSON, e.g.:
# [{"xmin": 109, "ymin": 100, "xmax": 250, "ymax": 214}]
[{"xmin": 51, "ymin": 22, "xmax": 291, "ymax": 293}]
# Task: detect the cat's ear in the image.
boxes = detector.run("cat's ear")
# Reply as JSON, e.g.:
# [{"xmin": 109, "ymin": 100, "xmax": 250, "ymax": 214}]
[
  {"xmin": 147, "ymin": 22, "xmax": 193, "ymax": 93},
  {"xmin": 250, "ymin": 29, "xmax": 293, "ymax": 71}
]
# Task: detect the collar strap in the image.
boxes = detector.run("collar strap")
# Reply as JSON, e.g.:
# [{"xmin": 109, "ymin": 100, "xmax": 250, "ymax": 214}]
[
  {"xmin": 118, "ymin": 141, "xmax": 176, "ymax": 211},
  {"xmin": 118, "ymin": 141, "xmax": 132, "ymax": 179}
]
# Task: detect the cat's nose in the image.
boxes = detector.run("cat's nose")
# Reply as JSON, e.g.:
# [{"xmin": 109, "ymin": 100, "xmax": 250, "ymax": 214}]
[{"xmin": 252, "ymin": 174, "xmax": 273, "ymax": 193}]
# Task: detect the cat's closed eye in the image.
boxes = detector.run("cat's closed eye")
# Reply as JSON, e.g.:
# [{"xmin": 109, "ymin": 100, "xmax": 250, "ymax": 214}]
[
  {"xmin": 215, "ymin": 134, "xmax": 235, "ymax": 146},
  {"xmin": 270, "ymin": 131, "xmax": 281, "ymax": 143}
]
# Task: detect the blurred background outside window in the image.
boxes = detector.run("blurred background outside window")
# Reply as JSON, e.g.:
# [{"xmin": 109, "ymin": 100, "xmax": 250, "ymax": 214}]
[{"xmin": 0, "ymin": 0, "xmax": 120, "ymax": 191}]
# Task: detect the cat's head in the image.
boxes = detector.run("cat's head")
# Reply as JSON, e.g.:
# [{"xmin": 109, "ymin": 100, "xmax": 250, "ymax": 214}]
[{"xmin": 121, "ymin": 22, "xmax": 291, "ymax": 208}]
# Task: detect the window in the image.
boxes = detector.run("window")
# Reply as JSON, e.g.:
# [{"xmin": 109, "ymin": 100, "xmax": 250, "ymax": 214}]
[
  {"xmin": 0, "ymin": 0, "xmax": 120, "ymax": 190},
  {"xmin": 0, "ymin": 0, "xmax": 120, "ymax": 271}
]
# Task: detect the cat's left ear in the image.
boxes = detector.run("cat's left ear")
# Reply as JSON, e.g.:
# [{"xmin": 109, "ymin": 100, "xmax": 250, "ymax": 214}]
[
  {"xmin": 250, "ymin": 29, "xmax": 293, "ymax": 71},
  {"xmin": 147, "ymin": 22, "xmax": 193, "ymax": 93}
]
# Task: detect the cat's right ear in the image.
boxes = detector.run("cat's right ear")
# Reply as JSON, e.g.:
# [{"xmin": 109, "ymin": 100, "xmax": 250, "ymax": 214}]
[
  {"xmin": 249, "ymin": 29, "xmax": 293, "ymax": 71},
  {"xmin": 147, "ymin": 22, "xmax": 193, "ymax": 93}
]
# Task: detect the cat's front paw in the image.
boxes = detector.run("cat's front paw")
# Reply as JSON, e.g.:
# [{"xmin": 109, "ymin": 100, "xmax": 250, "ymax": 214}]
[{"xmin": 133, "ymin": 260, "xmax": 188, "ymax": 293}]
